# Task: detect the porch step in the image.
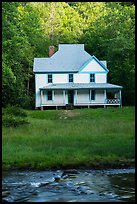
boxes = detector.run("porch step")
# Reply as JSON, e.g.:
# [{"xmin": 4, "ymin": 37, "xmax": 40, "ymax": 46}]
[{"xmin": 66, "ymin": 104, "xmax": 74, "ymax": 110}]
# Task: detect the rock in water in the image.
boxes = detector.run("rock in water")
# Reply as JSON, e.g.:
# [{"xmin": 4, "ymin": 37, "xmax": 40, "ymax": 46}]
[
  {"xmin": 61, "ymin": 169, "xmax": 79, "ymax": 178},
  {"xmin": 2, "ymin": 191, "xmax": 10, "ymax": 197},
  {"xmin": 54, "ymin": 175, "xmax": 61, "ymax": 182}
]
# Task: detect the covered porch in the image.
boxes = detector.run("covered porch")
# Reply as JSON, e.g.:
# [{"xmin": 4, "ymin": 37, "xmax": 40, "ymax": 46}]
[{"xmin": 39, "ymin": 83, "xmax": 122, "ymax": 110}]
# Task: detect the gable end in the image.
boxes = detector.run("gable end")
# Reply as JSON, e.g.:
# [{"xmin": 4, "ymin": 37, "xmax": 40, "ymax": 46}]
[{"xmin": 78, "ymin": 55, "xmax": 109, "ymax": 73}]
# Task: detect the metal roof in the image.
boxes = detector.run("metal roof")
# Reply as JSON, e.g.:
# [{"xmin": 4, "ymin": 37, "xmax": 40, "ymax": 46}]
[
  {"xmin": 33, "ymin": 44, "xmax": 107, "ymax": 73},
  {"xmin": 40, "ymin": 83, "xmax": 123, "ymax": 90}
]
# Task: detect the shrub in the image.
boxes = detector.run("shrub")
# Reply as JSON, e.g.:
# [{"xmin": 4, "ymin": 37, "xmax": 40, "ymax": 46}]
[
  {"xmin": 4, "ymin": 106, "xmax": 27, "ymax": 117},
  {"xmin": 17, "ymin": 94, "xmax": 35, "ymax": 109},
  {"xmin": 3, "ymin": 115, "xmax": 29, "ymax": 127},
  {"xmin": 3, "ymin": 106, "xmax": 29, "ymax": 127}
]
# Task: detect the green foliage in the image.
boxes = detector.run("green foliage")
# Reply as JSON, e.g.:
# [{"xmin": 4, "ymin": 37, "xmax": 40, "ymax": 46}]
[
  {"xmin": 79, "ymin": 2, "xmax": 135, "ymax": 105},
  {"xmin": 3, "ymin": 115, "xmax": 29, "ymax": 127},
  {"xmin": 2, "ymin": 2, "xmax": 135, "ymax": 107},
  {"xmin": 2, "ymin": 2, "xmax": 44, "ymax": 108},
  {"xmin": 3, "ymin": 106, "xmax": 29, "ymax": 127},
  {"xmin": 4, "ymin": 106, "xmax": 27, "ymax": 117}
]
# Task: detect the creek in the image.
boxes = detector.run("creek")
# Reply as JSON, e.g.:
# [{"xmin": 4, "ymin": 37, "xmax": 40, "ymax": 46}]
[{"xmin": 2, "ymin": 168, "xmax": 135, "ymax": 202}]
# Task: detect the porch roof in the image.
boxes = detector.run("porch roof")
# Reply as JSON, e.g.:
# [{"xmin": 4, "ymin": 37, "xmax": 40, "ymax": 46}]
[{"xmin": 40, "ymin": 83, "xmax": 123, "ymax": 90}]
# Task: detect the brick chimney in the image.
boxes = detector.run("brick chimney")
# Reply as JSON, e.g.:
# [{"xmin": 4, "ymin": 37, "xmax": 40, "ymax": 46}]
[{"xmin": 49, "ymin": 46, "xmax": 54, "ymax": 57}]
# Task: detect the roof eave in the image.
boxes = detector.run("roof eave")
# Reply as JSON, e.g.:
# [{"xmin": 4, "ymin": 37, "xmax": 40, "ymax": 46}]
[
  {"xmin": 34, "ymin": 71, "xmax": 78, "ymax": 74},
  {"xmin": 92, "ymin": 55, "xmax": 109, "ymax": 72}
]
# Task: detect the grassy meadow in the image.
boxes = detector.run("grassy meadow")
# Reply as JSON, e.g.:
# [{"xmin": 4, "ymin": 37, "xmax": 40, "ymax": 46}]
[{"xmin": 2, "ymin": 106, "xmax": 135, "ymax": 170}]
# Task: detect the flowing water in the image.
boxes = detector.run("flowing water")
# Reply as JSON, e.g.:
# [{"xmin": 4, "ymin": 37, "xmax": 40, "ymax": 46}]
[{"xmin": 2, "ymin": 168, "xmax": 135, "ymax": 202}]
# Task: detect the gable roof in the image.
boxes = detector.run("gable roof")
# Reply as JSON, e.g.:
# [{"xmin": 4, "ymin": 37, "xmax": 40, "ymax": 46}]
[
  {"xmin": 33, "ymin": 44, "xmax": 108, "ymax": 73},
  {"xmin": 79, "ymin": 55, "xmax": 109, "ymax": 73}
]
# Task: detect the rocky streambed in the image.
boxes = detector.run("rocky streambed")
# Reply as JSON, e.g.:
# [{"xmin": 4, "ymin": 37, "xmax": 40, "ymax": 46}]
[{"xmin": 2, "ymin": 168, "xmax": 135, "ymax": 202}]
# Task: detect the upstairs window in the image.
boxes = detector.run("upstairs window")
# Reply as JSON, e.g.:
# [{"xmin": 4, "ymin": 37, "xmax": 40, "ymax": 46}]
[
  {"xmin": 69, "ymin": 74, "xmax": 73, "ymax": 82},
  {"xmin": 47, "ymin": 90, "xmax": 52, "ymax": 100},
  {"xmin": 91, "ymin": 90, "xmax": 95, "ymax": 100},
  {"xmin": 48, "ymin": 74, "xmax": 52, "ymax": 83},
  {"xmin": 90, "ymin": 74, "xmax": 95, "ymax": 82}
]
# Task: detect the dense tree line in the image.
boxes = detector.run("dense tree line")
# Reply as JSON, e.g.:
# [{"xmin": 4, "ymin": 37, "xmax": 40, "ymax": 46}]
[{"xmin": 2, "ymin": 2, "xmax": 135, "ymax": 108}]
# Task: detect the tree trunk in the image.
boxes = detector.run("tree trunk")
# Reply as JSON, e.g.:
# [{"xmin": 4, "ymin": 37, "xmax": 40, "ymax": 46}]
[{"xmin": 27, "ymin": 77, "xmax": 29, "ymax": 96}]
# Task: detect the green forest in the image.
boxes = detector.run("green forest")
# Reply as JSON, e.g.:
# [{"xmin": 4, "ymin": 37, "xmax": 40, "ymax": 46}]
[{"xmin": 2, "ymin": 2, "xmax": 135, "ymax": 109}]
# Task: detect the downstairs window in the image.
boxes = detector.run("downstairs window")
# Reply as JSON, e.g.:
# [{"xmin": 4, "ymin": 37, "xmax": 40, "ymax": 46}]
[
  {"xmin": 91, "ymin": 90, "xmax": 95, "ymax": 100},
  {"xmin": 47, "ymin": 90, "xmax": 52, "ymax": 100}
]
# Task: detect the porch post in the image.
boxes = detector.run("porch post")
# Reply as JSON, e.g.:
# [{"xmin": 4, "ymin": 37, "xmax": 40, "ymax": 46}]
[
  {"xmin": 119, "ymin": 89, "xmax": 122, "ymax": 107},
  {"xmin": 63, "ymin": 90, "xmax": 65, "ymax": 104},
  {"xmin": 75, "ymin": 90, "xmax": 77, "ymax": 105},
  {"xmin": 52, "ymin": 90, "xmax": 54, "ymax": 105},
  {"xmin": 89, "ymin": 89, "xmax": 91, "ymax": 104},
  {"xmin": 40, "ymin": 89, "xmax": 43, "ymax": 111},
  {"xmin": 104, "ymin": 89, "xmax": 107, "ymax": 108}
]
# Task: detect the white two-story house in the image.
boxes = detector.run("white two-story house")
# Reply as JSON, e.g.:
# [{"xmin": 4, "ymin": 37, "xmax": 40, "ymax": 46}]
[{"xmin": 33, "ymin": 44, "xmax": 122, "ymax": 110}]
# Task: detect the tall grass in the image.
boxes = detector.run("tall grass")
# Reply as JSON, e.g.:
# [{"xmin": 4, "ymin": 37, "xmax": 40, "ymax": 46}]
[{"xmin": 2, "ymin": 107, "xmax": 135, "ymax": 170}]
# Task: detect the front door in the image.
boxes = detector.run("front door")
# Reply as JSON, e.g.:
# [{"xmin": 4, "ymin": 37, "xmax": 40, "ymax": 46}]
[{"xmin": 68, "ymin": 90, "xmax": 74, "ymax": 105}]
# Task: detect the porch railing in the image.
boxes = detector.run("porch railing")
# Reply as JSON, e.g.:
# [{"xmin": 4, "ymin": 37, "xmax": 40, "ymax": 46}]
[
  {"xmin": 41, "ymin": 99, "xmax": 121, "ymax": 106},
  {"xmin": 106, "ymin": 99, "xmax": 120, "ymax": 104}
]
